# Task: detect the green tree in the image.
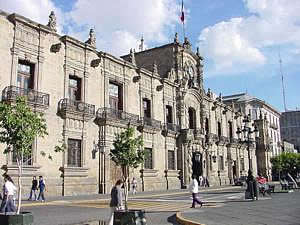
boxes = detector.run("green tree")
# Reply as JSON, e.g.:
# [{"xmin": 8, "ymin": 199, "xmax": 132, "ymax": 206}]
[
  {"xmin": 270, "ymin": 152, "xmax": 300, "ymax": 178},
  {"xmin": 110, "ymin": 126, "xmax": 144, "ymax": 210},
  {"xmin": 0, "ymin": 97, "xmax": 48, "ymax": 214}
]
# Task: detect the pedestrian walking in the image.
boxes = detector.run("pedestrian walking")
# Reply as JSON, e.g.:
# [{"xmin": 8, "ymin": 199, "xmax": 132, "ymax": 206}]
[
  {"xmin": 37, "ymin": 176, "xmax": 46, "ymax": 202},
  {"xmin": 28, "ymin": 176, "xmax": 38, "ymax": 201},
  {"xmin": 0, "ymin": 174, "xmax": 16, "ymax": 213},
  {"xmin": 131, "ymin": 177, "xmax": 137, "ymax": 195},
  {"xmin": 189, "ymin": 175, "xmax": 203, "ymax": 208},
  {"xmin": 108, "ymin": 179, "xmax": 124, "ymax": 225},
  {"xmin": 199, "ymin": 175, "xmax": 204, "ymax": 187}
]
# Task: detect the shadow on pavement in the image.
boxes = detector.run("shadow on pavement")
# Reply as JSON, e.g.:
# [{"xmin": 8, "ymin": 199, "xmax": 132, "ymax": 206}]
[
  {"xmin": 167, "ymin": 214, "xmax": 180, "ymax": 225},
  {"xmin": 201, "ymin": 191, "xmax": 243, "ymax": 195}
]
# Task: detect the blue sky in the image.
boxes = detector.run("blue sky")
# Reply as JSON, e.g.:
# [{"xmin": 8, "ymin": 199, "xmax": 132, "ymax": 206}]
[{"xmin": 0, "ymin": 0, "xmax": 299, "ymax": 112}]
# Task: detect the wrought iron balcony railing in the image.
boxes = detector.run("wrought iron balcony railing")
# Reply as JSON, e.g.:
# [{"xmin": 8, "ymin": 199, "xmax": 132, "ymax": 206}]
[
  {"xmin": 194, "ymin": 129, "xmax": 205, "ymax": 140},
  {"xmin": 2, "ymin": 86, "xmax": 50, "ymax": 107},
  {"xmin": 142, "ymin": 117, "xmax": 161, "ymax": 130},
  {"xmin": 59, "ymin": 98, "xmax": 95, "ymax": 116},
  {"xmin": 164, "ymin": 123, "xmax": 180, "ymax": 132},
  {"xmin": 96, "ymin": 107, "xmax": 140, "ymax": 125}
]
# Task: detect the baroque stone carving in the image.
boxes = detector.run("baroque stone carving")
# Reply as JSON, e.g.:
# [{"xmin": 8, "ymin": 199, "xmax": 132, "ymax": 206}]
[
  {"xmin": 86, "ymin": 28, "xmax": 96, "ymax": 48},
  {"xmin": 174, "ymin": 32, "xmax": 179, "ymax": 44},
  {"xmin": 47, "ymin": 11, "xmax": 57, "ymax": 32},
  {"xmin": 129, "ymin": 48, "xmax": 136, "ymax": 65}
]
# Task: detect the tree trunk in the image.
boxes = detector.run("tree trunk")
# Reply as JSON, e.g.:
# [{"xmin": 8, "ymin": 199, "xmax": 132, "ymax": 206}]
[
  {"xmin": 16, "ymin": 159, "xmax": 22, "ymax": 214},
  {"xmin": 122, "ymin": 166, "xmax": 129, "ymax": 211}
]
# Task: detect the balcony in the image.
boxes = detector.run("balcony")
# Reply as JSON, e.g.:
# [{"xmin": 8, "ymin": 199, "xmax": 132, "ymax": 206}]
[
  {"xmin": 2, "ymin": 86, "xmax": 50, "ymax": 109},
  {"xmin": 216, "ymin": 135, "xmax": 229, "ymax": 146},
  {"xmin": 181, "ymin": 129, "xmax": 194, "ymax": 143},
  {"xmin": 194, "ymin": 129, "xmax": 205, "ymax": 140},
  {"xmin": 138, "ymin": 117, "xmax": 161, "ymax": 132},
  {"xmin": 96, "ymin": 107, "xmax": 140, "ymax": 127},
  {"xmin": 58, "ymin": 98, "xmax": 95, "ymax": 121},
  {"xmin": 162, "ymin": 123, "xmax": 180, "ymax": 136}
]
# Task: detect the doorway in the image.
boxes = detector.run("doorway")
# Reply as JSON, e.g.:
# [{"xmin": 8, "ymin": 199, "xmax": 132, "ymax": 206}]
[{"xmin": 192, "ymin": 152, "xmax": 203, "ymax": 184}]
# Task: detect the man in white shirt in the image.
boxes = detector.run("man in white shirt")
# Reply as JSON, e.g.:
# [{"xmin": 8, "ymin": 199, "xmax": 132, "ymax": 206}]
[
  {"xmin": 189, "ymin": 175, "xmax": 203, "ymax": 208},
  {"xmin": 0, "ymin": 174, "xmax": 17, "ymax": 213}
]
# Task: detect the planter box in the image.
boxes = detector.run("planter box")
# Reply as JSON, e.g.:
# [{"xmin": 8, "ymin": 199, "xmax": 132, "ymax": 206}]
[
  {"xmin": 114, "ymin": 210, "xmax": 147, "ymax": 225},
  {"xmin": 0, "ymin": 212, "xmax": 33, "ymax": 225}
]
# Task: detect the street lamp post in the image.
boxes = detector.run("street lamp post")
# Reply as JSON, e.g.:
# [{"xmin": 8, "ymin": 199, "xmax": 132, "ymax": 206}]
[
  {"xmin": 236, "ymin": 114, "xmax": 259, "ymax": 173},
  {"xmin": 236, "ymin": 114, "xmax": 259, "ymax": 200}
]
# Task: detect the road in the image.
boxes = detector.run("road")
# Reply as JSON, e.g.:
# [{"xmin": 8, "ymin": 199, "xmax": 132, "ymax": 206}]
[
  {"xmin": 21, "ymin": 186, "xmax": 300, "ymax": 225},
  {"xmin": 22, "ymin": 186, "xmax": 244, "ymax": 225}
]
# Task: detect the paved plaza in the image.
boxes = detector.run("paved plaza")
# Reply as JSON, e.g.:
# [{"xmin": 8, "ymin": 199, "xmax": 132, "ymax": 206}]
[{"xmin": 20, "ymin": 185, "xmax": 300, "ymax": 225}]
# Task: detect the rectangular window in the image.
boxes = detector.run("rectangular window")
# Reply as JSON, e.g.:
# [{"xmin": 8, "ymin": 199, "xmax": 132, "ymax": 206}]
[
  {"xmin": 166, "ymin": 105, "xmax": 173, "ymax": 124},
  {"xmin": 109, "ymin": 82, "xmax": 123, "ymax": 110},
  {"xmin": 12, "ymin": 147, "xmax": 33, "ymax": 166},
  {"xmin": 217, "ymin": 122, "xmax": 222, "ymax": 137},
  {"xmin": 168, "ymin": 150, "xmax": 175, "ymax": 170},
  {"xmin": 68, "ymin": 139, "xmax": 82, "ymax": 167},
  {"xmin": 251, "ymin": 109, "xmax": 257, "ymax": 120},
  {"xmin": 228, "ymin": 121, "xmax": 233, "ymax": 139},
  {"xmin": 144, "ymin": 148, "xmax": 153, "ymax": 169},
  {"xmin": 205, "ymin": 118, "xmax": 209, "ymax": 135},
  {"xmin": 17, "ymin": 60, "xmax": 34, "ymax": 90},
  {"xmin": 241, "ymin": 158, "xmax": 245, "ymax": 171},
  {"xmin": 143, "ymin": 98, "xmax": 151, "ymax": 118},
  {"xmin": 69, "ymin": 76, "xmax": 81, "ymax": 101},
  {"xmin": 219, "ymin": 156, "xmax": 224, "ymax": 170}
]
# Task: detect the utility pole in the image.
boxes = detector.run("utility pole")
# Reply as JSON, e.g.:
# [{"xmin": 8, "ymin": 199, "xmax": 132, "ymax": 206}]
[{"xmin": 279, "ymin": 50, "xmax": 287, "ymax": 112}]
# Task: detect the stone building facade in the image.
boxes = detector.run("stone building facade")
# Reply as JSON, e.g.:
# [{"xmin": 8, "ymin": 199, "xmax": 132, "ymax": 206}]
[
  {"xmin": 223, "ymin": 93, "xmax": 281, "ymax": 180},
  {"xmin": 0, "ymin": 10, "xmax": 259, "ymax": 197},
  {"xmin": 280, "ymin": 110, "xmax": 300, "ymax": 153}
]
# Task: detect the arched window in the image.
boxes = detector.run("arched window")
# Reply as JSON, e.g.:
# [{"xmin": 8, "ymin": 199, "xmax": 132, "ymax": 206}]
[
  {"xmin": 205, "ymin": 118, "xmax": 209, "ymax": 134},
  {"xmin": 217, "ymin": 121, "xmax": 222, "ymax": 137},
  {"xmin": 228, "ymin": 121, "xmax": 233, "ymax": 139},
  {"xmin": 188, "ymin": 107, "xmax": 196, "ymax": 129}
]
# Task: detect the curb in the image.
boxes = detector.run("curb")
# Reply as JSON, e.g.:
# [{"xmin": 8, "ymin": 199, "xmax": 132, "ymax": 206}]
[{"xmin": 176, "ymin": 212, "xmax": 204, "ymax": 225}]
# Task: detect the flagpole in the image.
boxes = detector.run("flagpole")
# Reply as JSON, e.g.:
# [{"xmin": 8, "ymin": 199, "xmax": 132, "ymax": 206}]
[
  {"xmin": 180, "ymin": 0, "xmax": 185, "ymax": 41},
  {"xmin": 183, "ymin": 20, "xmax": 185, "ymax": 40}
]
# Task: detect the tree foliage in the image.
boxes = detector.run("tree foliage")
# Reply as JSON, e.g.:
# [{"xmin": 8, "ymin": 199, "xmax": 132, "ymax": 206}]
[
  {"xmin": 0, "ymin": 97, "xmax": 48, "ymax": 160},
  {"xmin": 110, "ymin": 126, "xmax": 144, "ymax": 210},
  {"xmin": 110, "ymin": 127, "xmax": 144, "ymax": 173},
  {"xmin": 270, "ymin": 152, "xmax": 300, "ymax": 178},
  {"xmin": 0, "ymin": 96, "xmax": 48, "ymax": 214}
]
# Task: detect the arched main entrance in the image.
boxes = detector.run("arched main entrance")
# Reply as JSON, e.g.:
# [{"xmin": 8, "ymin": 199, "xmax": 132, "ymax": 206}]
[{"xmin": 192, "ymin": 152, "xmax": 203, "ymax": 184}]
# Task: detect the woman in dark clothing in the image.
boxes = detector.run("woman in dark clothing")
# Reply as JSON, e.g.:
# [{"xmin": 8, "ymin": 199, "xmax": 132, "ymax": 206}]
[
  {"xmin": 28, "ymin": 176, "xmax": 38, "ymax": 201},
  {"xmin": 108, "ymin": 179, "xmax": 123, "ymax": 225}
]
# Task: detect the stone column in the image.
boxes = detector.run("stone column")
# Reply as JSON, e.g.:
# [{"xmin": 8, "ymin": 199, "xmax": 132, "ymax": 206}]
[{"xmin": 10, "ymin": 47, "xmax": 19, "ymax": 86}]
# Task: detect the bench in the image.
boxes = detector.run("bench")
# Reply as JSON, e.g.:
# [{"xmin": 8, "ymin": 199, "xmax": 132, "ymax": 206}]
[
  {"xmin": 281, "ymin": 182, "xmax": 294, "ymax": 190},
  {"xmin": 259, "ymin": 183, "xmax": 274, "ymax": 196}
]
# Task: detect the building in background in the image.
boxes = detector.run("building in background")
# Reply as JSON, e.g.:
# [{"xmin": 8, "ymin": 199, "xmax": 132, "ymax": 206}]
[
  {"xmin": 282, "ymin": 141, "xmax": 297, "ymax": 153},
  {"xmin": 280, "ymin": 110, "xmax": 300, "ymax": 153},
  {"xmin": 223, "ymin": 93, "xmax": 281, "ymax": 180}
]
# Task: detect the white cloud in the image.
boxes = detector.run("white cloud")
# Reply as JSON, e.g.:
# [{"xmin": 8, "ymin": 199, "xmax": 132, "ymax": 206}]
[
  {"xmin": 0, "ymin": 0, "xmax": 65, "ymax": 33},
  {"xmin": 0, "ymin": 0, "xmax": 181, "ymax": 56},
  {"xmin": 67, "ymin": 0, "xmax": 180, "ymax": 56},
  {"xmin": 198, "ymin": 0, "xmax": 300, "ymax": 75}
]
